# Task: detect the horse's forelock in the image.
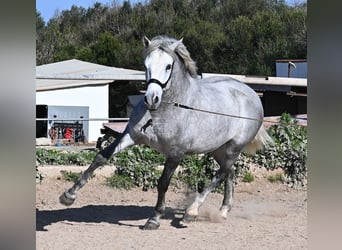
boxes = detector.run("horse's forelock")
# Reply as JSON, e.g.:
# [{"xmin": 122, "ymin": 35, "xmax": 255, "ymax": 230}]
[{"xmin": 143, "ymin": 36, "xmax": 197, "ymax": 77}]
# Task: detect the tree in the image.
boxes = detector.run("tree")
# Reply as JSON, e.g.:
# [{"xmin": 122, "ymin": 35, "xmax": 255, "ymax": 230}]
[
  {"xmin": 92, "ymin": 32, "xmax": 123, "ymax": 66},
  {"xmin": 36, "ymin": 11, "xmax": 46, "ymax": 65},
  {"xmin": 220, "ymin": 15, "xmax": 255, "ymax": 74},
  {"xmin": 181, "ymin": 19, "xmax": 225, "ymax": 73},
  {"xmin": 251, "ymin": 10, "xmax": 288, "ymax": 75},
  {"xmin": 36, "ymin": 0, "xmax": 307, "ymax": 76}
]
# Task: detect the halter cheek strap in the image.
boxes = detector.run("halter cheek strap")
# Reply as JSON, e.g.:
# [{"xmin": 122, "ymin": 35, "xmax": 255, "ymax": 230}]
[{"xmin": 146, "ymin": 62, "xmax": 174, "ymax": 89}]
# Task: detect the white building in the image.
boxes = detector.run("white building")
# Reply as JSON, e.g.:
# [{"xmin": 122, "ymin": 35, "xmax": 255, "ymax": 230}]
[{"xmin": 36, "ymin": 59, "xmax": 145, "ymax": 142}]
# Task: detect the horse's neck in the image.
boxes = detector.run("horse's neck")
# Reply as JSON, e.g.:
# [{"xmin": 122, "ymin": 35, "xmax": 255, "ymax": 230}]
[{"xmin": 163, "ymin": 73, "xmax": 197, "ymax": 103}]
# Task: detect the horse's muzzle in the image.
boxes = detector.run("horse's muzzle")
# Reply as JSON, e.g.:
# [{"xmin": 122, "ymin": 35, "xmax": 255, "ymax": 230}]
[
  {"xmin": 144, "ymin": 94, "xmax": 160, "ymax": 110},
  {"xmin": 144, "ymin": 82, "xmax": 163, "ymax": 110}
]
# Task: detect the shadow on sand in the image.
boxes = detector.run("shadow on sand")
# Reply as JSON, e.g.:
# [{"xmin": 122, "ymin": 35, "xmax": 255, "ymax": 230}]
[{"xmin": 36, "ymin": 205, "xmax": 186, "ymax": 231}]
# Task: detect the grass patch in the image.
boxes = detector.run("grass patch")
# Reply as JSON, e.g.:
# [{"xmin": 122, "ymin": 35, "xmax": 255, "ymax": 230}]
[
  {"xmin": 58, "ymin": 170, "xmax": 95, "ymax": 182},
  {"xmin": 267, "ymin": 173, "xmax": 285, "ymax": 183},
  {"xmin": 106, "ymin": 174, "xmax": 134, "ymax": 190},
  {"xmin": 242, "ymin": 172, "xmax": 254, "ymax": 183},
  {"xmin": 59, "ymin": 170, "xmax": 82, "ymax": 182}
]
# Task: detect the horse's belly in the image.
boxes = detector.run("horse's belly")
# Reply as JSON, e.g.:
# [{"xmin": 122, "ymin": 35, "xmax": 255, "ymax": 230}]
[{"xmin": 185, "ymin": 133, "xmax": 231, "ymax": 154}]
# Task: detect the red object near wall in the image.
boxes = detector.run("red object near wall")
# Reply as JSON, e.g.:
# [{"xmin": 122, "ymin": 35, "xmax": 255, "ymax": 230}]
[{"xmin": 64, "ymin": 128, "xmax": 73, "ymax": 139}]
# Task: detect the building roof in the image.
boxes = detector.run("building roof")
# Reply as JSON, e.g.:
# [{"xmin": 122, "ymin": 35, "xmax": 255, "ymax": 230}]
[{"xmin": 36, "ymin": 59, "xmax": 145, "ymax": 91}]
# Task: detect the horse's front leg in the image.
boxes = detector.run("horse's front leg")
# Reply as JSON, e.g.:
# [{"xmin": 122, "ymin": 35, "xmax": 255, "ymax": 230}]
[
  {"xmin": 143, "ymin": 157, "xmax": 180, "ymax": 230},
  {"xmin": 59, "ymin": 131, "xmax": 135, "ymax": 206}
]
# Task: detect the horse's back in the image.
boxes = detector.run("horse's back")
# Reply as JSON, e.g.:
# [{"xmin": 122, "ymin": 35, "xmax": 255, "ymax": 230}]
[
  {"xmin": 198, "ymin": 76, "xmax": 256, "ymax": 95},
  {"xmin": 196, "ymin": 76, "xmax": 263, "ymax": 116}
]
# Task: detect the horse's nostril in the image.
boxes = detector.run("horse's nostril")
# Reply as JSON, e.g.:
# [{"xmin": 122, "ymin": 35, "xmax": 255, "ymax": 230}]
[
  {"xmin": 153, "ymin": 96, "xmax": 159, "ymax": 104},
  {"xmin": 144, "ymin": 95, "xmax": 148, "ymax": 104}
]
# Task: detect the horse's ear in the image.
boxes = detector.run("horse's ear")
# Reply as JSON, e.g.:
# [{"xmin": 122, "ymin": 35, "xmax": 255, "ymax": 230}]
[
  {"xmin": 169, "ymin": 38, "xmax": 183, "ymax": 51},
  {"xmin": 143, "ymin": 36, "xmax": 151, "ymax": 47}
]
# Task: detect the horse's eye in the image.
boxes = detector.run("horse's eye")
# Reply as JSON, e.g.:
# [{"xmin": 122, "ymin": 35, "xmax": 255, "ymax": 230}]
[{"xmin": 166, "ymin": 64, "xmax": 172, "ymax": 71}]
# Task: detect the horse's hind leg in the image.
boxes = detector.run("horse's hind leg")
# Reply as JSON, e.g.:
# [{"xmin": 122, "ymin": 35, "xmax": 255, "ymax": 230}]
[
  {"xmin": 59, "ymin": 131, "xmax": 135, "ymax": 206},
  {"xmin": 220, "ymin": 171, "xmax": 234, "ymax": 218},
  {"xmin": 184, "ymin": 143, "xmax": 240, "ymax": 221},
  {"xmin": 213, "ymin": 145, "xmax": 239, "ymax": 219}
]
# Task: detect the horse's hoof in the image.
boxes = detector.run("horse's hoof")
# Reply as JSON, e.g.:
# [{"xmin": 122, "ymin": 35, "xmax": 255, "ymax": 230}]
[
  {"xmin": 59, "ymin": 191, "xmax": 76, "ymax": 206},
  {"xmin": 219, "ymin": 204, "xmax": 232, "ymax": 219},
  {"xmin": 182, "ymin": 213, "xmax": 197, "ymax": 224},
  {"xmin": 219, "ymin": 207, "xmax": 229, "ymax": 219},
  {"xmin": 143, "ymin": 218, "xmax": 160, "ymax": 230}
]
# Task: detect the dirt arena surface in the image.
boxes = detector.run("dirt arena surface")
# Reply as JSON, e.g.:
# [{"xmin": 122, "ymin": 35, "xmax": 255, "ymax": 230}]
[{"xmin": 36, "ymin": 165, "xmax": 307, "ymax": 250}]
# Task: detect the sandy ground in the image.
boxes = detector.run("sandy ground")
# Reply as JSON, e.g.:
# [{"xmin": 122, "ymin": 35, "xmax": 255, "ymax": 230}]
[{"xmin": 36, "ymin": 165, "xmax": 307, "ymax": 250}]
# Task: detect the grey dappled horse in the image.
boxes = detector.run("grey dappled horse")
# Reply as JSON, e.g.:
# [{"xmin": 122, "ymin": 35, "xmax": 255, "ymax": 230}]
[{"xmin": 60, "ymin": 35, "xmax": 273, "ymax": 230}]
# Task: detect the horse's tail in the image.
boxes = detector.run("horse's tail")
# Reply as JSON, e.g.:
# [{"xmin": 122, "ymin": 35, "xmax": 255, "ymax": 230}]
[{"xmin": 243, "ymin": 125, "xmax": 274, "ymax": 154}]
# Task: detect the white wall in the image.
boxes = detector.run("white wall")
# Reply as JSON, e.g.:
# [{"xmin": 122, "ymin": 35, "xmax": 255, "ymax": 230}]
[{"xmin": 36, "ymin": 85, "xmax": 108, "ymax": 142}]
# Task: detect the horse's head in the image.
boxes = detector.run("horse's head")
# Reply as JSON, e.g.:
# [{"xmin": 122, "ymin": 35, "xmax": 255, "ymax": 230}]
[{"xmin": 143, "ymin": 36, "xmax": 186, "ymax": 110}]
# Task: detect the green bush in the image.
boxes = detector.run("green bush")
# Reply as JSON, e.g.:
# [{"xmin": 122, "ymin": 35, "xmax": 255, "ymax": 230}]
[
  {"xmin": 253, "ymin": 113, "xmax": 307, "ymax": 187},
  {"xmin": 113, "ymin": 145, "xmax": 164, "ymax": 191},
  {"xmin": 177, "ymin": 154, "xmax": 221, "ymax": 193},
  {"xmin": 36, "ymin": 148, "xmax": 98, "ymax": 166},
  {"xmin": 175, "ymin": 153, "xmax": 254, "ymax": 193}
]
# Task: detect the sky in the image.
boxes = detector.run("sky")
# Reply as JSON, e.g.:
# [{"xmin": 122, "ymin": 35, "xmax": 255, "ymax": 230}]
[
  {"xmin": 36, "ymin": 0, "xmax": 305, "ymax": 23},
  {"xmin": 36, "ymin": 0, "xmax": 143, "ymax": 22}
]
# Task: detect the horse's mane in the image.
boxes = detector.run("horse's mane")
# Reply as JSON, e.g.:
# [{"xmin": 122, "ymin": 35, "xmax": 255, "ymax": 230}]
[{"xmin": 143, "ymin": 35, "xmax": 198, "ymax": 78}]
